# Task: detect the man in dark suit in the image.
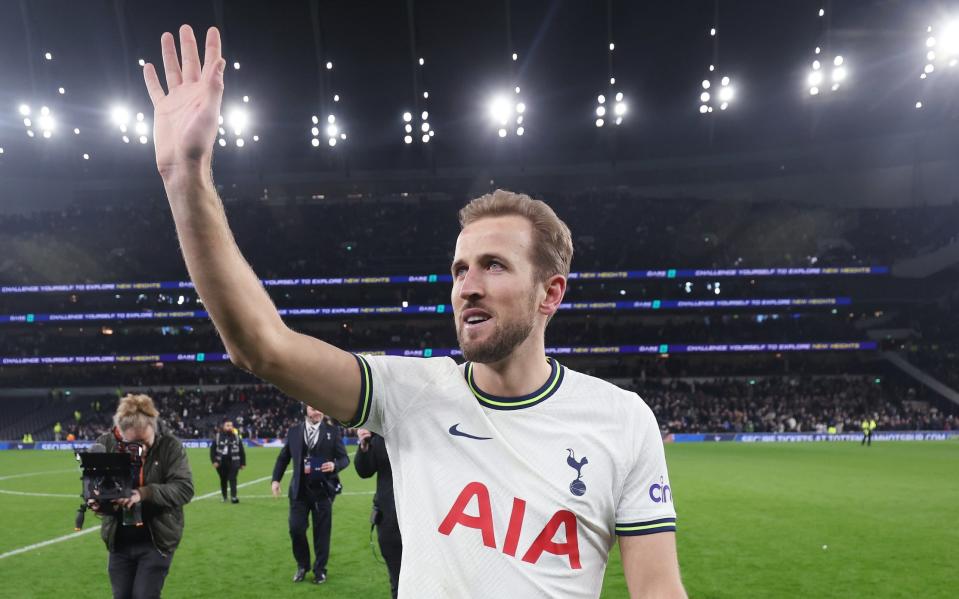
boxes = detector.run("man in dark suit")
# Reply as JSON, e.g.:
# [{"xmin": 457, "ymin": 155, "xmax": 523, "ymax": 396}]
[
  {"xmin": 355, "ymin": 428, "xmax": 402, "ymax": 599},
  {"xmin": 271, "ymin": 405, "xmax": 350, "ymax": 584}
]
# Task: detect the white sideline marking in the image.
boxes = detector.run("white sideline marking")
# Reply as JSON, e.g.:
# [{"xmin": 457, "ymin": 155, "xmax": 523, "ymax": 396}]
[
  {"xmin": 0, "ymin": 473, "xmax": 280, "ymax": 560},
  {"xmin": 0, "ymin": 489, "xmax": 76, "ymax": 498},
  {"xmin": 0, "ymin": 469, "xmax": 76, "ymax": 481},
  {"xmin": 236, "ymin": 491, "xmax": 374, "ymax": 499}
]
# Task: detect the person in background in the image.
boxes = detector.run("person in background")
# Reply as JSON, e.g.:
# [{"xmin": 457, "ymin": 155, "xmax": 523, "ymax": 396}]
[
  {"xmin": 211, "ymin": 418, "xmax": 246, "ymax": 503},
  {"xmin": 89, "ymin": 393, "xmax": 194, "ymax": 599},
  {"xmin": 271, "ymin": 405, "xmax": 350, "ymax": 584},
  {"xmin": 861, "ymin": 415, "xmax": 877, "ymax": 446},
  {"xmin": 355, "ymin": 428, "xmax": 402, "ymax": 599},
  {"xmin": 54, "ymin": 421, "xmax": 62, "ymax": 441}
]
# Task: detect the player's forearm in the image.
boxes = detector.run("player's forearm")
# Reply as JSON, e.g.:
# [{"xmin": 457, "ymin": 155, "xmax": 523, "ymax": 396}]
[{"xmin": 163, "ymin": 171, "xmax": 287, "ymax": 371}]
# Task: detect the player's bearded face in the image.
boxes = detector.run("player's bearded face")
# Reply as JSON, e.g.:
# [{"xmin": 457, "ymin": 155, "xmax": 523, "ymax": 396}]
[
  {"xmin": 456, "ymin": 285, "xmax": 537, "ymax": 364},
  {"xmin": 452, "ymin": 216, "xmax": 542, "ymax": 364}
]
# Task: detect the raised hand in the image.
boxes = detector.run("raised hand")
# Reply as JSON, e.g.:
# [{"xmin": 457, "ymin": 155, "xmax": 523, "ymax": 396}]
[{"xmin": 143, "ymin": 25, "xmax": 225, "ymax": 181}]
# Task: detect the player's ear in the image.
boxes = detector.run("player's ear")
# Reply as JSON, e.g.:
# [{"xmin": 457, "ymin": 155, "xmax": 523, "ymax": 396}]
[{"xmin": 539, "ymin": 274, "xmax": 566, "ymax": 317}]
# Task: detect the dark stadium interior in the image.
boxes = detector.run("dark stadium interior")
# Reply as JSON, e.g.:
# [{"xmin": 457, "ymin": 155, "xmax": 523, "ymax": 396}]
[{"xmin": 1, "ymin": 0, "xmax": 958, "ymax": 447}]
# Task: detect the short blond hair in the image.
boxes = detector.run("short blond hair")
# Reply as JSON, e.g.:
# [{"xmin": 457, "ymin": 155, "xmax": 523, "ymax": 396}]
[
  {"xmin": 114, "ymin": 394, "xmax": 159, "ymax": 432},
  {"xmin": 458, "ymin": 190, "xmax": 573, "ymax": 282}
]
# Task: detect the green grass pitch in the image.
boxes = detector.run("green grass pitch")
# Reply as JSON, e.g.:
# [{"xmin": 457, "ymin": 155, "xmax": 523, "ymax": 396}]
[{"xmin": 0, "ymin": 441, "xmax": 955, "ymax": 598}]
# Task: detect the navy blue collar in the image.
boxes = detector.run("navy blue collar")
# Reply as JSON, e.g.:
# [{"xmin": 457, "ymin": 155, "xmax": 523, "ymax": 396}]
[{"xmin": 465, "ymin": 358, "xmax": 564, "ymax": 411}]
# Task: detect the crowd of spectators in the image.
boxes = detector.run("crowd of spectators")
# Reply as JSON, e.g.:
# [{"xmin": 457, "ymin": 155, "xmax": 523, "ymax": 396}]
[
  {"xmin": 639, "ymin": 376, "xmax": 956, "ymax": 434},
  {"xmin": 55, "ymin": 375, "xmax": 957, "ymax": 442},
  {"xmin": 1, "ymin": 192, "xmax": 956, "ymax": 287}
]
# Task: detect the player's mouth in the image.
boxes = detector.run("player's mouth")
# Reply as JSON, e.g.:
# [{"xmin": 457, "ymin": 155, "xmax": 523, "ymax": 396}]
[{"xmin": 461, "ymin": 308, "xmax": 493, "ymax": 331}]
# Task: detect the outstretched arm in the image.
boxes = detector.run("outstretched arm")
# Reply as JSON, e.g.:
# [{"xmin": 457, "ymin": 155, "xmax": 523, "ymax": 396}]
[{"xmin": 143, "ymin": 25, "xmax": 360, "ymax": 423}]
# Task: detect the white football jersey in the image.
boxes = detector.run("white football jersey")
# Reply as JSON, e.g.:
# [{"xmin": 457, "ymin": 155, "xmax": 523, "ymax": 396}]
[{"xmin": 349, "ymin": 354, "xmax": 676, "ymax": 599}]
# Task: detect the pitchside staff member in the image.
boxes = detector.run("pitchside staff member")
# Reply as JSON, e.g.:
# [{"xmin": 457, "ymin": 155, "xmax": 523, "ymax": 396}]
[
  {"xmin": 355, "ymin": 428, "xmax": 402, "ymax": 599},
  {"xmin": 210, "ymin": 418, "xmax": 246, "ymax": 503},
  {"xmin": 271, "ymin": 405, "xmax": 349, "ymax": 584},
  {"xmin": 90, "ymin": 394, "xmax": 194, "ymax": 599}
]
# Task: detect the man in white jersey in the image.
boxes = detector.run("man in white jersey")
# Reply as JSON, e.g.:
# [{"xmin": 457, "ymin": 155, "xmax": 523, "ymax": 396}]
[{"xmin": 143, "ymin": 25, "xmax": 685, "ymax": 598}]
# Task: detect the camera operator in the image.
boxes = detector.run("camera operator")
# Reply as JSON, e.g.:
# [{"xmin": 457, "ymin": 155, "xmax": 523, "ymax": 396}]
[
  {"xmin": 354, "ymin": 428, "xmax": 402, "ymax": 599},
  {"xmin": 210, "ymin": 418, "xmax": 245, "ymax": 503},
  {"xmin": 88, "ymin": 394, "xmax": 194, "ymax": 599},
  {"xmin": 271, "ymin": 405, "xmax": 349, "ymax": 584}
]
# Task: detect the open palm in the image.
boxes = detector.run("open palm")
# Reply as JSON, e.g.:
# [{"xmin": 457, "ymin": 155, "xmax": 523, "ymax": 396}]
[{"xmin": 143, "ymin": 25, "xmax": 226, "ymax": 179}]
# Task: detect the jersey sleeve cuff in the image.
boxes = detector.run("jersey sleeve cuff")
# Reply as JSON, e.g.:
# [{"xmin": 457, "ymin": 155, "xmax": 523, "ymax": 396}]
[
  {"xmin": 341, "ymin": 353, "xmax": 373, "ymax": 428},
  {"xmin": 615, "ymin": 517, "xmax": 676, "ymax": 536}
]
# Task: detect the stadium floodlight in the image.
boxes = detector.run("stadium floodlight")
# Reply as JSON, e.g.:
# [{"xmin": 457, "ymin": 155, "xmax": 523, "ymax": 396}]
[
  {"xmin": 227, "ymin": 108, "xmax": 249, "ymax": 134},
  {"xmin": 18, "ymin": 104, "xmax": 31, "ymax": 116},
  {"xmin": 512, "ymin": 53, "xmax": 518, "ymax": 61},
  {"xmin": 700, "ymin": 75, "xmax": 734, "ymax": 113},
  {"xmin": 233, "ymin": 62, "xmax": 240, "ymax": 70},
  {"xmin": 326, "ymin": 61, "xmax": 333, "ymax": 70},
  {"xmin": 58, "ymin": 87, "xmax": 65, "ymax": 95},
  {"xmin": 404, "ymin": 135, "xmax": 413, "ymax": 144},
  {"xmin": 44, "ymin": 51, "xmax": 52, "ymax": 60},
  {"xmin": 498, "ymin": 128, "xmax": 507, "ymax": 137},
  {"xmin": 74, "ymin": 128, "xmax": 80, "ymax": 135},
  {"xmin": 423, "ymin": 91, "xmax": 429, "ymax": 99},
  {"xmin": 220, "ymin": 138, "xmax": 228, "ymax": 147},
  {"xmin": 312, "ymin": 115, "xmax": 319, "ymax": 125},
  {"xmin": 490, "ymin": 95, "xmax": 512, "ymax": 125},
  {"xmin": 138, "ymin": 58, "xmax": 145, "ymax": 66},
  {"xmin": 595, "ymin": 118, "xmax": 604, "ymax": 127},
  {"xmin": 516, "ymin": 126, "xmax": 524, "ymax": 136},
  {"xmin": 419, "ymin": 57, "xmax": 425, "ymax": 66},
  {"xmin": 82, "ymin": 153, "xmax": 89, "ymax": 160},
  {"xmin": 327, "ymin": 124, "xmax": 339, "ymax": 137},
  {"xmin": 333, "ymin": 94, "xmax": 340, "ymax": 102},
  {"xmin": 421, "ymin": 133, "xmax": 430, "ymax": 143},
  {"xmin": 328, "ymin": 137, "xmax": 336, "ymax": 146},
  {"xmin": 311, "ymin": 138, "xmax": 320, "ymax": 147},
  {"xmin": 253, "ymin": 135, "xmax": 259, "ymax": 142},
  {"xmin": 403, "ymin": 112, "xmax": 412, "ymax": 122},
  {"xmin": 235, "ymin": 138, "xmax": 244, "ymax": 147},
  {"xmin": 111, "ymin": 106, "xmax": 130, "ymax": 128},
  {"xmin": 242, "ymin": 95, "xmax": 249, "ymax": 103},
  {"xmin": 421, "ymin": 111, "xmax": 429, "ymax": 120}
]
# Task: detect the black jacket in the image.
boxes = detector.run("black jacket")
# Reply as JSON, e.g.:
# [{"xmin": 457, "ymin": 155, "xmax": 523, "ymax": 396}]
[
  {"xmin": 272, "ymin": 419, "xmax": 349, "ymax": 500},
  {"xmin": 354, "ymin": 433, "xmax": 397, "ymax": 522},
  {"xmin": 97, "ymin": 422, "xmax": 194, "ymax": 555},
  {"xmin": 210, "ymin": 429, "xmax": 246, "ymax": 467}
]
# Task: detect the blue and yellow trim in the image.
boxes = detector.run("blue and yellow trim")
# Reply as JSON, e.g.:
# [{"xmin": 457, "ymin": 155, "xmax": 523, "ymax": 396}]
[
  {"xmin": 466, "ymin": 357, "xmax": 565, "ymax": 411},
  {"xmin": 615, "ymin": 517, "xmax": 677, "ymax": 536},
  {"xmin": 344, "ymin": 353, "xmax": 373, "ymax": 428}
]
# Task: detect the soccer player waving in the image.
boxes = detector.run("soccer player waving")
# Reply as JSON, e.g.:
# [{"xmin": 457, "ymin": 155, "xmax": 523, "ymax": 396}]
[{"xmin": 143, "ymin": 25, "xmax": 685, "ymax": 598}]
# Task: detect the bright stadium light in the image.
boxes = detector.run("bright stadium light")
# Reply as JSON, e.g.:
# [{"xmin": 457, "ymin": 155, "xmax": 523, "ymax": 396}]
[
  {"xmin": 44, "ymin": 51, "xmax": 52, "ymax": 60},
  {"xmin": 82, "ymin": 153, "xmax": 90, "ymax": 160},
  {"xmin": 404, "ymin": 135, "xmax": 412, "ymax": 144},
  {"xmin": 18, "ymin": 104, "xmax": 31, "ymax": 116},
  {"xmin": 490, "ymin": 95, "xmax": 512, "ymax": 125},
  {"xmin": 227, "ymin": 108, "xmax": 249, "ymax": 134},
  {"xmin": 111, "ymin": 106, "xmax": 130, "ymax": 128},
  {"xmin": 403, "ymin": 112, "xmax": 412, "ymax": 122}
]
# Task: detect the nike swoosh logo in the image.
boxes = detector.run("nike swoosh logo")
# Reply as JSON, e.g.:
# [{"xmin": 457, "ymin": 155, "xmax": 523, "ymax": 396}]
[{"xmin": 448, "ymin": 424, "xmax": 492, "ymax": 441}]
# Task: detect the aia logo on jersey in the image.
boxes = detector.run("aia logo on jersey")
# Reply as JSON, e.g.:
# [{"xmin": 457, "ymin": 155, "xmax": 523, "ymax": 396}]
[
  {"xmin": 565, "ymin": 448, "xmax": 588, "ymax": 496},
  {"xmin": 438, "ymin": 481, "xmax": 582, "ymax": 569},
  {"xmin": 649, "ymin": 476, "xmax": 671, "ymax": 504}
]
